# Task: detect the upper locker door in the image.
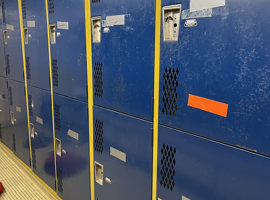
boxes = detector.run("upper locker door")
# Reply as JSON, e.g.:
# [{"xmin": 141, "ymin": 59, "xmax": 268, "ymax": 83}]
[
  {"xmin": 3, "ymin": 0, "xmax": 24, "ymax": 82},
  {"xmin": 47, "ymin": 0, "xmax": 88, "ymax": 102},
  {"xmin": 91, "ymin": 0, "xmax": 156, "ymax": 121},
  {"xmin": 158, "ymin": 0, "xmax": 270, "ymax": 156},
  {"xmin": 22, "ymin": 0, "xmax": 51, "ymax": 90},
  {"xmin": 0, "ymin": 1, "xmax": 6, "ymax": 77}
]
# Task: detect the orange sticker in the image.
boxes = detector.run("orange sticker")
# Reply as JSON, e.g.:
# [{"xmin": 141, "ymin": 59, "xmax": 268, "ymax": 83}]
[{"xmin": 188, "ymin": 94, "xmax": 228, "ymax": 117}]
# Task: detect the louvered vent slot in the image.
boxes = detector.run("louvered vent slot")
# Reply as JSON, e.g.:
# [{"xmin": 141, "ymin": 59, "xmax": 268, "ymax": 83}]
[
  {"xmin": 48, "ymin": 0, "xmax": 54, "ymax": 14},
  {"xmin": 6, "ymin": 54, "xmax": 10, "ymax": 75},
  {"xmin": 160, "ymin": 144, "xmax": 176, "ymax": 191},
  {"xmin": 94, "ymin": 62, "xmax": 103, "ymax": 97},
  {"xmin": 32, "ymin": 149, "xmax": 37, "ymax": 169},
  {"xmin": 92, "ymin": 0, "xmax": 101, "ymax": 3},
  {"xmin": 26, "ymin": 56, "xmax": 31, "ymax": 79},
  {"xmin": 94, "ymin": 120, "xmax": 103, "ymax": 154},
  {"xmin": 57, "ymin": 168, "xmax": 63, "ymax": 193},
  {"xmin": 52, "ymin": 59, "xmax": 58, "ymax": 86},
  {"xmin": 162, "ymin": 67, "xmax": 179, "ymax": 116},
  {"xmin": 0, "ymin": 124, "xmax": 2, "ymax": 139},
  {"xmin": 2, "ymin": 2, "xmax": 6, "ymax": 24},
  {"xmin": 54, "ymin": 104, "xmax": 61, "ymax": 130},
  {"xmin": 28, "ymin": 94, "xmax": 33, "ymax": 116},
  {"xmin": 8, "ymin": 87, "xmax": 13, "ymax": 106},
  {"xmin": 22, "ymin": 0, "xmax": 26, "ymax": 19},
  {"xmin": 12, "ymin": 134, "xmax": 16, "ymax": 152}
]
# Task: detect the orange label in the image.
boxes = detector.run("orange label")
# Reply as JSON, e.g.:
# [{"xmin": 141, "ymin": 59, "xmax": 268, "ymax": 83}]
[{"xmin": 188, "ymin": 94, "xmax": 228, "ymax": 117}]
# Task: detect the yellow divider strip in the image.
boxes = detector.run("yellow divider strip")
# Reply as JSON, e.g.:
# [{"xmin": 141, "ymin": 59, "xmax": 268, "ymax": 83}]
[
  {"xmin": 17, "ymin": 0, "xmax": 32, "ymax": 170},
  {"xmin": 84, "ymin": 1, "xmax": 95, "ymax": 199},
  {"xmin": 45, "ymin": 0, "xmax": 58, "ymax": 192},
  {"xmin": 152, "ymin": 0, "xmax": 161, "ymax": 200}
]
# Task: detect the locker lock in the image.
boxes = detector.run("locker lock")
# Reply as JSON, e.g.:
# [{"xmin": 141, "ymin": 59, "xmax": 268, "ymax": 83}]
[
  {"xmin": 10, "ymin": 112, "xmax": 16, "ymax": 125},
  {"xmin": 95, "ymin": 161, "xmax": 104, "ymax": 186},
  {"xmin": 3, "ymin": 30, "xmax": 7, "ymax": 44},
  {"xmin": 30, "ymin": 123, "xmax": 35, "ymax": 138},
  {"xmin": 92, "ymin": 17, "xmax": 101, "ymax": 43}
]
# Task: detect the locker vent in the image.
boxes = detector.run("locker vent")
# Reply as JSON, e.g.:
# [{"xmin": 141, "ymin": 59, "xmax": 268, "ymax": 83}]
[
  {"xmin": 162, "ymin": 67, "xmax": 179, "ymax": 116},
  {"xmin": 94, "ymin": 62, "xmax": 103, "ymax": 97},
  {"xmin": 32, "ymin": 149, "xmax": 37, "ymax": 169},
  {"xmin": 22, "ymin": 0, "xmax": 26, "ymax": 19},
  {"xmin": 12, "ymin": 134, "xmax": 16, "ymax": 152},
  {"xmin": 0, "ymin": 124, "xmax": 2, "ymax": 139},
  {"xmin": 48, "ymin": 0, "xmax": 54, "ymax": 14},
  {"xmin": 6, "ymin": 54, "xmax": 10, "ymax": 75},
  {"xmin": 2, "ymin": 2, "xmax": 6, "ymax": 24},
  {"xmin": 26, "ymin": 56, "xmax": 31, "ymax": 79},
  {"xmin": 54, "ymin": 104, "xmax": 61, "ymax": 130},
  {"xmin": 28, "ymin": 94, "xmax": 33, "ymax": 116},
  {"xmin": 52, "ymin": 59, "xmax": 58, "ymax": 86},
  {"xmin": 92, "ymin": 0, "xmax": 101, "ymax": 3},
  {"xmin": 94, "ymin": 120, "xmax": 103, "ymax": 154},
  {"xmin": 160, "ymin": 144, "xmax": 176, "ymax": 191},
  {"xmin": 57, "ymin": 168, "xmax": 63, "ymax": 193},
  {"xmin": 8, "ymin": 87, "xmax": 13, "ymax": 106}
]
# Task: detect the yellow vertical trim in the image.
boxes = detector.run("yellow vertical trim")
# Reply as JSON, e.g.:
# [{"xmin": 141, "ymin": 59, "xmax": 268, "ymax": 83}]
[
  {"xmin": 84, "ymin": 0, "xmax": 95, "ymax": 199},
  {"xmin": 45, "ymin": 0, "xmax": 58, "ymax": 192},
  {"xmin": 17, "ymin": 0, "xmax": 33, "ymax": 170},
  {"xmin": 152, "ymin": 0, "xmax": 161, "ymax": 200}
]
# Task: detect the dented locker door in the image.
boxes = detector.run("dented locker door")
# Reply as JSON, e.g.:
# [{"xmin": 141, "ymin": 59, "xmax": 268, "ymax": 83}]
[
  {"xmin": 22, "ymin": 0, "xmax": 51, "ymax": 90},
  {"xmin": 46, "ymin": 0, "xmax": 88, "ymax": 101},
  {"xmin": 159, "ymin": 0, "xmax": 270, "ymax": 155},
  {"xmin": 91, "ymin": 0, "xmax": 156, "ymax": 121},
  {"xmin": 93, "ymin": 106, "xmax": 152, "ymax": 200},
  {"xmin": 2, "ymin": 0, "xmax": 24, "ymax": 82},
  {"xmin": 53, "ymin": 94, "xmax": 90, "ymax": 200},
  {"xmin": 28, "ymin": 86, "xmax": 55, "ymax": 189},
  {"xmin": 7, "ymin": 79, "xmax": 30, "ymax": 166},
  {"xmin": 157, "ymin": 125, "xmax": 270, "ymax": 200},
  {"xmin": 0, "ymin": 77, "xmax": 12, "ymax": 148}
]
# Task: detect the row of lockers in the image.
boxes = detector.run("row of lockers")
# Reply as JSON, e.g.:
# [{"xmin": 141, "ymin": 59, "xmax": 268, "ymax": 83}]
[{"xmin": 1, "ymin": 0, "xmax": 270, "ymax": 199}]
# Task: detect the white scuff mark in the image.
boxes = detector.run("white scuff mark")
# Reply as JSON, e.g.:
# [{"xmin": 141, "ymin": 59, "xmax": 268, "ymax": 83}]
[
  {"xmin": 57, "ymin": 21, "xmax": 69, "ymax": 30},
  {"xmin": 16, "ymin": 106, "xmax": 21, "ymax": 113},
  {"xmin": 36, "ymin": 116, "xmax": 43, "ymax": 125},
  {"xmin": 182, "ymin": 8, "xmax": 212, "ymax": 19},
  {"xmin": 190, "ymin": 0, "xmax": 225, "ymax": 12},
  {"xmin": 27, "ymin": 21, "xmax": 35, "ymax": 28},
  {"xmin": 102, "ymin": 15, "xmax": 125, "ymax": 27},
  {"xmin": 67, "ymin": 129, "xmax": 79, "ymax": 140}
]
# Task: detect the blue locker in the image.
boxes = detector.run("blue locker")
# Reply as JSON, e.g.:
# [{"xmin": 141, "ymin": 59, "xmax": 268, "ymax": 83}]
[
  {"xmin": 22, "ymin": 0, "xmax": 51, "ymax": 90},
  {"xmin": 91, "ymin": 0, "xmax": 155, "ymax": 121},
  {"xmin": 7, "ymin": 79, "xmax": 30, "ymax": 166},
  {"xmin": 47, "ymin": 0, "xmax": 87, "ymax": 102},
  {"xmin": 0, "ymin": 77, "xmax": 12, "ymax": 148},
  {"xmin": 2, "ymin": 0, "xmax": 24, "ymax": 82},
  {"xmin": 158, "ymin": 0, "xmax": 270, "ymax": 155},
  {"xmin": 53, "ymin": 94, "xmax": 90, "ymax": 199},
  {"xmin": 28, "ymin": 86, "xmax": 55, "ymax": 189},
  {"xmin": 93, "ymin": 106, "xmax": 152, "ymax": 200},
  {"xmin": 0, "ymin": 1, "xmax": 6, "ymax": 77},
  {"xmin": 157, "ymin": 125, "xmax": 270, "ymax": 200}
]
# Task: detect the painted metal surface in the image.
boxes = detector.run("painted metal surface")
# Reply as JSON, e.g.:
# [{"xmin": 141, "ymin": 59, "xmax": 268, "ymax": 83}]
[
  {"xmin": 157, "ymin": 125, "xmax": 270, "ymax": 200},
  {"xmin": 53, "ymin": 93, "xmax": 90, "ymax": 200},
  {"xmin": 22, "ymin": 0, "xmax": 50, "ymax": 90},
  {"xmin": 28, "ymin": 85, "xmax": 55, "ymax": 189},
  {"xmin": 2, "ymin": 0, "xmax": 24, "ymax": 82},
  {"xmin": 0, "ymin": 1, "xmax": 6, "ymax": 77},
  {"xmin": 47, "ymin": 0, "xmax": 88, "ymax": 102},
  {"xmin": 93, "ymin": 105, "xmax": 152, "ymax": 200},
  {"xmin": 159, "ymin": 0, "xmax": 270, "ymax": 155},
  {"xmin": 91, "ymin": 0, "xmax": 155, "ymax": 121},
  {"xmin": 7, "ymin": 79, "xmax": 30, "ymax": 166}
]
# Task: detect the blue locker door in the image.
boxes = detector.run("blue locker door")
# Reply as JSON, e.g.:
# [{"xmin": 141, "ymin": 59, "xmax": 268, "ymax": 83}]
[
  {"xmin": 53, "ymin": 94, "xmax": 90, "ymax": 200},
  {"xmin": 7, "ymin": 79, "xmax": 30, "ymax": 166},
  {"xmin": 91, "ymin": 0, "xmax": 155, "ymax": 121},
  {"xmin": 22, "ymin": 0, "xmax": 50, "ymax": 90},
  {"xmin": 159, "ymin": 0, "xmax": 270, "ymax": 155},
  {"xmin": 157, "ymin": 125, "xmax": 270, "ymax": 200},
  {"xmin": 0, "ymin": 77, "xmax": 12, "ymax": 148},
  {"xmin": 28, "ymin": 86, "xmax": 56, "ymax": 189},
  {"xmin": 0, "ymin": 1, "xmax": 6, "ymax": 77},
  {"xmin": 93, "ymin": 106, "xmax": 152, "ymax": 200},
  {"xmin": 3, "ymin": 0, "xmax": 24, "ymax": 82},
  {"xmin": 47, "ymin": 0, "xmax": 87, "ymax": 102}
]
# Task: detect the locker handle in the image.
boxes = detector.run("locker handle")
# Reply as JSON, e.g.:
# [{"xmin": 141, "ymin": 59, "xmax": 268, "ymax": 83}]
[
  {"xmin": 3, "ymin": 30, "xmax": 7, "ymax": 44},
  {"xmin": 49, "ymin": 24, "xmax": 56, "ymax": 44},
  {"xmin": 55, "ymin": 138, "xmax": 62, "ymax": 157},
  {"xmin": 95, "ymin": 161, "xmax": 104, "ymax": 186},
  {"xmin": 10, "ymin": 112, "xmax": 15, "ymax": 125},
  {"xmin": 30, "ymin": 123, "xmax": 35, "ymax": 138},
  {"xmin": 24, "ymin": 28, "xmax": 28, "ymax": 44}
]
